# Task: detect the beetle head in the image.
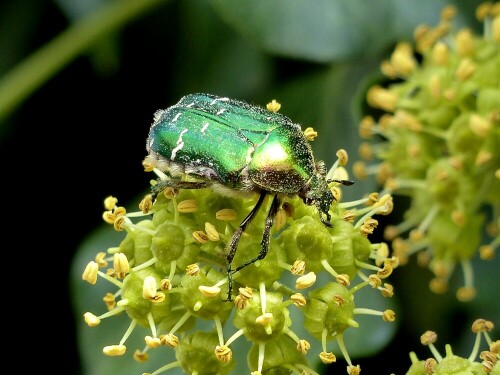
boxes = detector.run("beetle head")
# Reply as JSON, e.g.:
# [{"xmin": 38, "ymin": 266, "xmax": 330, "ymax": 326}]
[{"xmin": 301, "ymin": 173, "xmax": 334, "ymax": 228}]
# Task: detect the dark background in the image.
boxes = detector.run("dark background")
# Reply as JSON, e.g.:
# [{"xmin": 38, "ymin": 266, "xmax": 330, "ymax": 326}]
[{"xmin": 1, "ymin": 1, "xmax": 497, "ymax": 374}]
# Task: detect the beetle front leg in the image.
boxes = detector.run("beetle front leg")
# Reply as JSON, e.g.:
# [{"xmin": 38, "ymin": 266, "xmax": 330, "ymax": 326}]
[
  {"xmin": 229, "ymin": 194, "xmax": 281, "ymax": 296},
  {"xmin": 225, "ymin": 191, "xmax": 267, "ymax": 301}
]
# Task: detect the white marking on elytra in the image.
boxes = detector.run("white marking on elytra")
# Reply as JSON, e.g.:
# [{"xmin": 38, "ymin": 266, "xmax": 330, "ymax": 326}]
[
  {"xmin": 148, "ymin": 137, "xmax": 154, "ymax": 148},
  {"xmin": 172, "ymin": 113, "xmax": 182, "ymax": 122},
  {"xmin": 186, "ymin": 102, "xmax": 195, "ymax": 108},
  {"xmin": 210, "ymin": 97, "xmax": 230, "ymax": 105},
  {"xmin": 216, "ymin": 108, "xmax": 226, "ymax": 115},
  {"xmin": 201, "ymin": 122, "xmax": 209, "ymax": 134},
  {"xmin": 170, "ymin": 128, "xmax": 188, "ymax": 160}
]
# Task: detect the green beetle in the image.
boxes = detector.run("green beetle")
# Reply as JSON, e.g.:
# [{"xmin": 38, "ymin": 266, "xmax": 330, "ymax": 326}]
[{"xmin": 146, "ymin": 93, "xmax": 352, "ymax": 299}]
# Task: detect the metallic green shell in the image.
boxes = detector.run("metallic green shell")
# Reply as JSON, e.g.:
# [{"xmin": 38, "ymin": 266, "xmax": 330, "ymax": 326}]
[{"xmin": 147, "ymin": 93, "xmax": 316, "ymax": 194}]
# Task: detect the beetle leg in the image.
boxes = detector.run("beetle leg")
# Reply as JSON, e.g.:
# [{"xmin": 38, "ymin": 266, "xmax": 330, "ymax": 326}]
[
  {"xmin": 151, "ymin": 179, "xmax": 209, "ymax": 201},
  {"xmin": 225, "ymin": 191, "xmax": 267, "ymax": 300},
  {"xmin": 228, "ymin": 194, "xmax": 281, "ymax": 300}
]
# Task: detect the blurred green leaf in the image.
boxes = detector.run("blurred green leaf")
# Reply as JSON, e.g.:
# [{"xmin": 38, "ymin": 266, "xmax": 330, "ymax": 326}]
[{"xmin": 208, "ymin": 0, "xmax": 455, "ymax": 62}]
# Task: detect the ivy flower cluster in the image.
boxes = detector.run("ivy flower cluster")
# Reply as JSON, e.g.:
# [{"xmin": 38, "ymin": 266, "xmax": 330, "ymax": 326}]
[
  {"xmin": 406, "ymin": 318, "xmax": 499, "ymax": 374},
  {"xmin": 355, "ymin": 3, "xmax": 500, "ymax": 301},
  {"xmin": 82, "ymin": 130, "xmax": 396, "ymax": 375}
]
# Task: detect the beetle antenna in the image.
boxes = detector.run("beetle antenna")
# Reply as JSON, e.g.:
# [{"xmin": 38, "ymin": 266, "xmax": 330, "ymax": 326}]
[{"xmin": 327, "ymin": 178, "xmax": 354, "ymax": 186}]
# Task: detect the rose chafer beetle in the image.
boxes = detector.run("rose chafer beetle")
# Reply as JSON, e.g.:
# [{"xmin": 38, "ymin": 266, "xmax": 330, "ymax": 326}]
[{"xmin": 146, "ymin": 93, "xmax": 352, "ymax": 300}]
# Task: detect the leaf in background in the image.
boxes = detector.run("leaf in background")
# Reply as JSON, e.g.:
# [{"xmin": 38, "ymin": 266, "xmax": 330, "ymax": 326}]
[
  {"xmin": 208, "ymin": 0, "xmax": 482, "ymax": 62},
  {"xmin": 54, "ymin": 0, "xmax": 121, "ymax": 76}
]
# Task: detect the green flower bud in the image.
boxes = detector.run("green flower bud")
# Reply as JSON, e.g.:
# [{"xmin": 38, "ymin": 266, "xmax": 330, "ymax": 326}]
[
  {"xmin": 303, "ymin": 282, "xmax": 355, "ymax": 341},
  {"xmin": 179, "ymin": 267, "xmax": 233, "ymax": 321},
  {"xmin": 233, "ymin": 291, "xmax": 290, "ymax": 342},
  {"xmin": 176, "ymin": 331, "xmax": 234, "ymax": 375},
  {"xmin": 247, "ymin": 335, "xmax": 308, "ymax": 374}
]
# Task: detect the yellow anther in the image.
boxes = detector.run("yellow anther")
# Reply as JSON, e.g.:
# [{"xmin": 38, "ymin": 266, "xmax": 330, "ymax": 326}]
[
  {"xmin": 216, "ymin": 208, "xmax": 238, "ymax": 221},
  {"xmin": 113, "ymin": 216, "xmax": 127, "ymax": 231},
  {"xmin": 114, "ymin": 206, "xmax": 127, "ymax": 217},
  {"xmin": 83, "ymin": 312, "xmax": 101, "ymax": 327},
  {"xmin": 352, "ymin": 161, "xmax": 368, "ymax": 180},
  {"xmin": 336, "ymin": 274, "xmax": 350, "ymax": 287},
  {"xmin": 456, "ymin": 29, "xmax": 474, "ymax": 57},
  {"xmin": 266, "ymin": 99, "xmax": 281, "ymax": 113},
  {"xmin": 142, "ymin": 157, "xmax": 156, "ymax": 172},
  {"xmin": 380, "ymin": 60, "xmax": 398, "ymax": 79},
  {"xmin": 192, "ymin": 230, "xmax": 209, "ymax": 244},
  {"xmin": 233, "ymin": 295, "xmax": 248, "ymax": 310},
  {"xmin": 238, "ymin": 286, "xmax": 253, "ymax": 300},
  {"xmin": 358, "ymin": 142, "xmax": 373, "ymax": 160},
  {"xmin": 383, "ymin": 309, "xmax": 396, "ymax": 322},
  {"xmin": 198, "ymin": 285, "xmax": 221, "ymax": 297},
  {"xmin": 290, "ymin": 293, "xmax": 307, "ymax": 307},
  {"xmin": 204, "ymin": 222, "xmax": 220, "ymax": 241},
  {"xmin": 479, "ymin": 245, "xmax": 495, "ymax": 260},
  {"xmin": 420, "ymin": 330, "xmax": 438, "ymax": 345},
  {"xmin": 319, "ymin": 351, "xmax": 336, "ymax": 364},
  {"xmin": 142, "ymin": 276, "xmax": 157, "ymax": 299},
  {"xmin": 139, "ymin": 194, "xmax": 153, "ymax": 214},
  {"xmin": 113, "ymin": 253, "xmax": 130, "ymax": 276},
  {"xmin": 433, "ymin": 42, "xmax": 449, "ymax": 65},
  {"xmin": 455, "ymin": 58, "xmax": 476, "ymax": 81},
  {"xmin": 103, "ymin": 293, "xmax": 116, "ymax": 309},
  {"xmin": 215, "ymin": 345, "xmax": 233, "ymax": 363},
  {"xmin": 490, "ymin": 340, "xmax": 500, "ymax": 354},
  {"xmin": 186, "ymin": 263, "xmax": 200, "ymax": 276},
  {"xmin": 342, "ymin": 210, "xmax": 356, "ymax": 223},
  {"xmin": 381, "ymin": 283, "xmax": 394, "ymax": 298},
  {"xmin": 145, "ymin": 335, "xmax": 161, "ymax": 348},
  {"xmin": 332, "ymin": 294, "xmax": 345, "ymax": 306},
  {"xmin": 163, "ymin": 187, "xmax": 179, "ymax": 199},
  {"xmin": 424, "ymin": 358, "xmax": 437, "ymax": 374},
  {"xmin": 297, "ymin": 339, "xmax": 311, "ymax": 354},
  {"xmin": 476, "ymin": 2, "xmax": 492, "ymax": 21},
  {"xmin": 104, "ymin": 196, "xmax": 118, "ymax": 210},
  {"xmin": 291, "ymin": 259, "xmax": 306, "ymax": 275},
  {"xmin": 429, "ymin": 277, "xmax": 448, "ymax": 294},
  {"xmin": 359, "ymin": 115, "xmax": 376, "ymax": 139},
  {"xmin": 336, "ymin": 149, "xmax": 349, "ymax": 166},
  {"xmin": 177, "ymin": 199, "xmax": 198, "ymax": 213},
  {"xmin": 472, "ymin": 318, "xmax": 494, "ymax": 333},
  {"xmin": 303, "ymin": 127, "xmax": 318, "ymax": 141},
  {"xmin": 391, "ymin": 42, "xmax": 417, "ymax": 76},
  {"xmin": 368, "ymin": 274, "xmax": 382, "ymax": 288},
  {"xmin": 82, "ymin": 261, "xmax": 99, "ymax": 285},
  {"xmin": 493, "ymin": 15, "xmax": 500, "ymax": 41},
  {"xmin": 255, "ymin": 312, "xmax": 273, "ymax": 325},
  {"xmin": 440, "ymin": 5, "xmax": 457, "ymax": 20},
  {"xmin": 133, "ymin": 350, "xmax": 149, "ymax": 362},
  {"xmin": 377, "ymin": 262, "xmax": 393, "ymax": 279},
  {"xmin": 102, "ymin": 210, "xmax": 116, "ymax": 224},
  {"xmin": 470, "ymin": 114, "xmax": 492, "ymax": 137},
  {"xmin": 160, "ymin": 278, "xmax": 172, "ymax": 291},
  {"xmin": 295, "ymin": 272, "xmax": 317, "ymax": 289},
  {"xmin": 160, "ymin": 333, "xmax": 179, "ymax": 347},
  {"xmin": 367, "ymin": 85, "xmax": 398, "ymax": 112},
  {"xmin": 94, "ymin": 252, "xmax": 108, "ymax": 268},
  {"xmin": 103, "ymin": 344, "xmax": 127, "ymax": 356},
  {"xmin": 347, "ymin": 365, "xmax": 361, "ymax": 375}
]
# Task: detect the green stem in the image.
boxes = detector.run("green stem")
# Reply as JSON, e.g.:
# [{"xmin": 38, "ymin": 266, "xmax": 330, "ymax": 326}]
[{"xmin": 0, "ymin": 0, "xmax": 168, "ymax": 123}]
